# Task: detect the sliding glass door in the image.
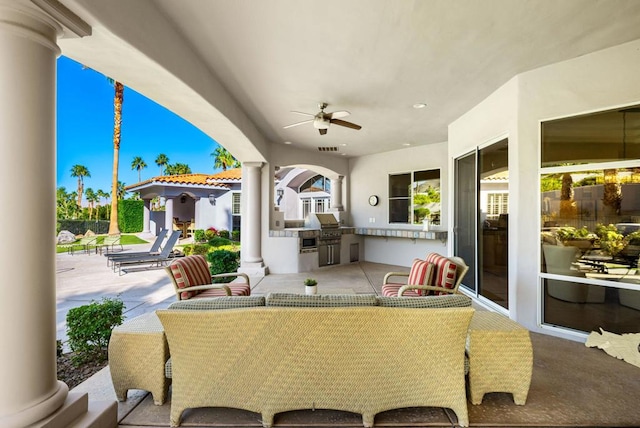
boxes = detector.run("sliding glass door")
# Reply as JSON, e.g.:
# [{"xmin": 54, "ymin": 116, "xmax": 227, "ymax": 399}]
[
  {"xmin": 454, "ymin": 152, "xmax": 477, "ymax": 293},
  {"xmin": 478, "ymin": 139, "xmax": 509, "ymax": 308},
  {"xmin": 455, "ymin": 139, "xmax": 509, "ymax": 310}
]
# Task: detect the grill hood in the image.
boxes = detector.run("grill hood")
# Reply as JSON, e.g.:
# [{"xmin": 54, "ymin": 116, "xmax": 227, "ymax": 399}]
[{"xmin": 305, "ymin": 213, "xmax": 339, "ymax": 229}]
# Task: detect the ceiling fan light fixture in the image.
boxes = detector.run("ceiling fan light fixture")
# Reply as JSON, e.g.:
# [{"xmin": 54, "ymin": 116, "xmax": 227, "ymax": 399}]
[
  {"xmin": 284, "ymin": 103, "xmax": 361, "ymax": 134},
  {"xmin": 313, "ymin": 117, "xmax": 331, "ymax": 129}
]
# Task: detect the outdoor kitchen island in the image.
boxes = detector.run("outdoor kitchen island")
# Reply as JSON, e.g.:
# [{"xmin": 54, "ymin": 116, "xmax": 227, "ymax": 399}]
[
  {"xmin": 268, "ymin": 213, "xmax": 448, "ymax": 273},
  {"xmin": 268, "ymin": 213, "xmax": 362, "ymax": 273}
]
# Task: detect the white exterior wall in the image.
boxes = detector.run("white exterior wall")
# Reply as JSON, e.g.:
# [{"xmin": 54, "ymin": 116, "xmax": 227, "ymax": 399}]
[
  {"xmin": 348, "ymin": 143, "xmax": 449, "ymax": 267},
  {"xmin": 263, "ymin": 145, "xmax": 350, "ymax": 273},
  {"xmin": 192, "ymin": 190, "xmax": 239, "ymax": 232},
  {"xmin": 173, "ymin": 197, "xmax": 193, "ymax": 222},
  {"xmin": 448, "ymin": 38, "xmax": 640, "ymax": 340},
  {"xmin": 196, "ymin": 196, "xmax": 217, "ymax": 230}
]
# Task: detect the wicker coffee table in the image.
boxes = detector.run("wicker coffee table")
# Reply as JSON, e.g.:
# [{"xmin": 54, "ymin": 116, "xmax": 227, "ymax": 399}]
[
  {"xmin": 466, "ymin": 311, "xmax": 533, "ymax": 405},
  {"xmin": 109, "ymin": 311, "xmax": 170, "ymax": 405}
]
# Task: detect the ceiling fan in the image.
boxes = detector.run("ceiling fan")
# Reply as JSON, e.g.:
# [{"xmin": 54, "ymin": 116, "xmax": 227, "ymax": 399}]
[{"xmin": 283, "ymin": 102, "xmax": 362, "ymax": 135}]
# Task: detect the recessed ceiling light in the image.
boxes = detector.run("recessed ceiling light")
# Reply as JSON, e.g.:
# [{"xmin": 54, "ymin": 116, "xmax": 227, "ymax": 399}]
[
  {"xmin": 341, "ymin": 153, "xmax": 347, "ymax": 156},
  {"xmin": 283, "ymin": 141, "xmax": 292, "ymax": 145},
  {"xmin": 340, "ymin": 143, "xmax": 347, "ymax": 147},
  {"xmin": 402, "ymin": 143, "xmax": 411, "ymax": 146},
  {"xmin": 413, "ymin": 103, "xmax": 427, "ymax": 109}
]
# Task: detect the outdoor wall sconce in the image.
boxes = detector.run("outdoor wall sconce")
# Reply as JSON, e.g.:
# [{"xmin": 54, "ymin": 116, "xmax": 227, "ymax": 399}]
[
  {"xmin": 180, "ymin": 195, "xmax": 187, "ymax": 204},
  {"xmin": 277, "ymin": 189, "xmax": 284, "ymax": 197},
  {"xmin": 208, "ymin": 194, "xmax": 216, "ymax": 205}
]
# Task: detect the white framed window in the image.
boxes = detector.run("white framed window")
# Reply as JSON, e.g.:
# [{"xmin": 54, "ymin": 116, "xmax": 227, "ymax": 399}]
[
  {"xmin": 539, "ymin": 104, "xmax": 640, "ymax": 335},
  {"xmin": 389, "ymin": 169, "xmax": 441, "ymax": 224},
  {"xmin": 232, "ymin": 192, "xmax": 241, "ymax": 215},
  {"xmin": 486, "ymin": 193, "xmax": 508, "ymax": 219},
  {"xmin": 302, "ymin": 199, "xmax": 311, "ymax": 219}
]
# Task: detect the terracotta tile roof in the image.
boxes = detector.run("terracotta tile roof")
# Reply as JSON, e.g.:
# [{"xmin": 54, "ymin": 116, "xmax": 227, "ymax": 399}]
[
  {"xmin": 126, "ymin": 173, "xmax": 231, "ymax": 190},
  {"xmin": 155, "ymin": 174, "xmax": 223, "ymax": 185},
  {"xmin": 483, "ymin": 171, "xmax": 509, "ymax": 181},
  {"xmin": 126, "ymin": 168, "xmax": 242, "ymax": 190},
  {"xmin": 207, "ymin": 168, "xmax": 242, "ymax": 181}
]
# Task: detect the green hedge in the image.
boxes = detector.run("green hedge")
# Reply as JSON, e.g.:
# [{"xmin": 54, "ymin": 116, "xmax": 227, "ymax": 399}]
[
  {"xmin": 118, "ymin": 199, "xmax": 144, "ymax": 233},
  {"xmin": 57, "ymin": 220, "xmax": 109, "ymax": 235}
]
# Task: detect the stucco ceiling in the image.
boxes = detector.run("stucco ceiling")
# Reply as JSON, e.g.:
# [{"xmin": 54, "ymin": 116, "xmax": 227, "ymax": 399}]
[{"xmin": 58, "ymin": 0, "xmax": 640, "ymax": 159}]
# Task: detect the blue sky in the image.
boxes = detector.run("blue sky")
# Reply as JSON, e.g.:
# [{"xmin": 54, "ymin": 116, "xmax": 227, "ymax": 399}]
[{"xmin": 57, "ymin": 56, "xmax": 221, "ymax": 201}]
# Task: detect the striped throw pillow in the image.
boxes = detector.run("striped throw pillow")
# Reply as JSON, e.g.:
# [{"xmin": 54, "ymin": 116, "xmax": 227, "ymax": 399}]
[
  {"xmin": 425, "ymin": 253, "xmax": 458, "ymax": 295},
  {"xmin": 407, "ymin": 259, "xmax": 436, "ymax": 296}
]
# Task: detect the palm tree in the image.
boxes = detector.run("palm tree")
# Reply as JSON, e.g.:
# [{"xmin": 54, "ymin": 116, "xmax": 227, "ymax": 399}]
[
  {"xmin": 85, "ymin": 188, "xmax": 97, "ymax": 220},
  {"xmin": 211, "ymin": 146, "xmax": 240, "ymax": 171},
  {"xmin": 155, "ymin": 153, "xmax": 169, "ymax": 176},
  {"xmin": 96, "ymin": 189, "xmax": 109, "ymax": 220},
  {"xmin": 109, "ymin": 80, "xmax": 124, "ymax": 235},
  {"xmin": 117, "ymin": 181, "xmax": 127, "ymax": 200},
  {"xmin": 131, "ymin": 156, "xmax": 147, "ymax": 182},
  {"xmin": 165, "ymin": 163, "xmax": 192, "ymax": 175},
  {"xmin": 57, "ymin": 186, "xmax": 78, "ymax": 219},
  {"xmin": 603, "ymin": 168, "xmax": 622, "ymax": 216},
  {"xmin": 70, "ymin": 164, "xmax": 90, "ymax": 208}
]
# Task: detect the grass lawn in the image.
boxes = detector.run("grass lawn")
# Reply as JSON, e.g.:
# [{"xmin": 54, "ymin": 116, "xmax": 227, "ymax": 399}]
[{"xmin": 57, "ymin": 234, "xmax": 149, "ymax": 253}]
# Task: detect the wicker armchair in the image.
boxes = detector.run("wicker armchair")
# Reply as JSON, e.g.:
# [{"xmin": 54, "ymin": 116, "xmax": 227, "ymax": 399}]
[
  {"xmin": 166, "ymin": 254, "xmax": 251, "ymax": 300},
  {"xmin": 382, "ymin": 253, "xmax": 469, "ymax": 297}
]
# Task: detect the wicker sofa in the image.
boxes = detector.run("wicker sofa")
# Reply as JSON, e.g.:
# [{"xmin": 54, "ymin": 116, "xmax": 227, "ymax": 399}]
[{"xmin": 156, "ymin": 293, "xmax": 474, "ymax": 428}]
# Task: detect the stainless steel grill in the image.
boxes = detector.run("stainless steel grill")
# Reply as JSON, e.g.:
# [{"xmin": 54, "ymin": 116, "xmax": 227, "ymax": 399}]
[{"xmin": 313, "ymin": 214, "xmax": 341, "ymax": 266}]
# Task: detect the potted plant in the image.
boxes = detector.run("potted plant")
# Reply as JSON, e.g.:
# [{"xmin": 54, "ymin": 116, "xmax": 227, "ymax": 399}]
[
  {"xmin": 595, "ymin": 223, "xmax": 640, "ymax": 261},
  {"xmin": 594, "ymin": 224, "xmax": 625, "ymax": 258},
  {"xmin": 304, "ymin": 278, "xmax": 318, "ymax": 295},
  {"xmin": 554, "ymin": 226, "xmax": 597, "ymax": 251}
]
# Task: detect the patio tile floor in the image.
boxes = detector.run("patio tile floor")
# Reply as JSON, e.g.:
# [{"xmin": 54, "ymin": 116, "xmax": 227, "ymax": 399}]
[{"xmin": 57, "ymin": 246, "xmax": 640, "ymax": 428}]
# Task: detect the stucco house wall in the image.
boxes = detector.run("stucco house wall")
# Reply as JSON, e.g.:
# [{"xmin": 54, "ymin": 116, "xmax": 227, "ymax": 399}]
[
  {"xmin": 348, "ymin": 143, "xmax": 449, "ymax": 267},
  {"xmin": 448, "ymin": 38, "xmax": 640, "ymax": 340}
]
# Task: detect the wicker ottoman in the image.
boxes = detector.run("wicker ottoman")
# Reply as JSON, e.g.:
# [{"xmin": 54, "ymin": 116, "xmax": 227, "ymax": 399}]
[
  {"xmin": 466, "ymin": 311, "xmax": 533, "ymax": 405},
  {"xmin": 109, "ymin": 312, "xmax": 170, "ymax": 405}
]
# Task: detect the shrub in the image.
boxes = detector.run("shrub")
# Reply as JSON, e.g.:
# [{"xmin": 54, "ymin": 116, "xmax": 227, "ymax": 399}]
[
  {"xmin": 194, "ymin": 229, "xmax": 206, "ymax": 242},
  {"xmin": 204, "ymin": 227, "xmax": 218, "ymax": 240},
  {"xmin": 66, "ymin": 297, "xmax": 125, "ymax": 364},
  {"xmin": 218, "ymin": 229, "xmax": 230, "ymax": 239},
  {"xmin": 231, "ymin": 230, "xmax": 240, "ymax": 241},
  {"xmin": 208, "ymin": 236, "xmax": 232, "ymax": 247},
  {"xmin": 207, "ymin": 249, "xmax": 239, "ymax": 283},
  {"xmin": 215, "ymin": 244, "xmax": 240, "ymax": 252},
  {"xmin": 189, "ymin": 244, "xmax": 211, "ymax": 255}
]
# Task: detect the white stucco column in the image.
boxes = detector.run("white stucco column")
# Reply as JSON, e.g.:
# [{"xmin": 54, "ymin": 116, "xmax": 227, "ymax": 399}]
[
  {"xmin": 142, "ymin": 199, "xmax": 151, "ymax": 233},
  {"xmin": 165, "ymin": 197, "xmax": 174, "ymax": 233},
  {"xmin": 0, "ymin": 3, "xmax": 67, "ymax": 425},
  {"xmin": 239, "ymin": 162, "xmax": 267, "ymax": 276},
  {"xmin": 330, "ymin": 175, "xmax": 344, "ymax": 211}
]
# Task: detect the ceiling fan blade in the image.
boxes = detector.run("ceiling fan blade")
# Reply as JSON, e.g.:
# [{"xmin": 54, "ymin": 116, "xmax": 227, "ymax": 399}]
[
  {"xmin": 331, "ymin": 118, "xmax": 362, "ymax": 130},
  {"xmin": 327, "ymin": 110, "xmax": 350, "ymax": 119},
  {"xmin": 283, "ymin": 119, "xmax": 314, "ymax": 129},
  {"xmin": 319, "ymin": 128, "xmax": 328, "ymax": 135},
  {"xmin": 290, "ymin": 111, "xmax": 315, "ymax": 117}
]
